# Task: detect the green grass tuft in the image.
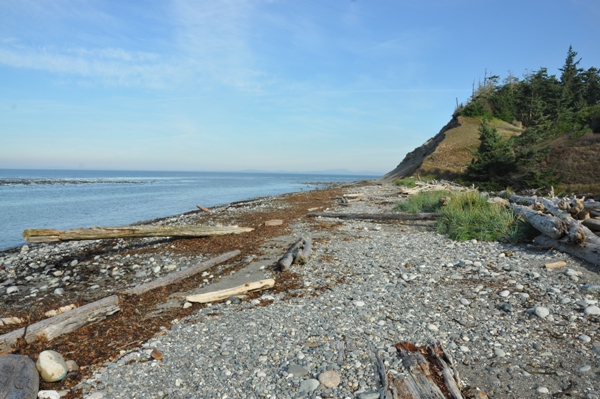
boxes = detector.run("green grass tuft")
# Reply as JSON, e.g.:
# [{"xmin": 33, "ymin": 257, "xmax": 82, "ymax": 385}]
[
  {"xmin": 395, "ymin": 190, "xmax": 535, "ymax": 243},
  {"xmin": 393, "ymin": 175, "xmax": 437, "ymax": 188},
  {"xmin": 394, "ymin": 190, "xmax": 449, "ymax": 213}
]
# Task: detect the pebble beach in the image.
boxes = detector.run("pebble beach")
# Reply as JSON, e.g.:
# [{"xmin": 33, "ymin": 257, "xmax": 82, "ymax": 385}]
[{"xmin": 2, "ymin": 182, "xmax": 600, "ymax": 399}]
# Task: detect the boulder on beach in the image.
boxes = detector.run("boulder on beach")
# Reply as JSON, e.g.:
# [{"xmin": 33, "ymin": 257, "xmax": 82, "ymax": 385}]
[{"xmin": 0, "ymin": 354, "xmax": 39, "ymax": 399}]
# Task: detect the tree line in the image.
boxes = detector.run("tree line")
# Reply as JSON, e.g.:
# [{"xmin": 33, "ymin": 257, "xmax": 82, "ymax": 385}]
[{"xmin": 459, "ymin": 47, "xmax": 600, "ymax": 190}]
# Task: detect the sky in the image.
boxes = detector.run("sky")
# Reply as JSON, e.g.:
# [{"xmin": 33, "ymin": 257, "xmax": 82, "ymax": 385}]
[{"xmin": 1, "ymin": 1, "xmax": 599, "ymax": 174}]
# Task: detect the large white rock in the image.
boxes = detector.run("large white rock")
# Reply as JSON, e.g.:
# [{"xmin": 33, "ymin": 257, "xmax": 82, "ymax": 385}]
[{"xmin": 36, "ymin": 350, "xmax": 68, "ymax": 382}]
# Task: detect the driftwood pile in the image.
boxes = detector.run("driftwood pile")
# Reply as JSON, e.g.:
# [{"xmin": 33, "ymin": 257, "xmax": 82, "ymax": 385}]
[
  {"xmin": 509, "ymin": 195, "xmax": 600, "ymax": 265},
  {"xmin": 276, "ymin": 237, "xmax": 312, "ymax": 271},
  {"xmin": 398, "ymin": 180, "xmax": 475, "ymax": 196}
]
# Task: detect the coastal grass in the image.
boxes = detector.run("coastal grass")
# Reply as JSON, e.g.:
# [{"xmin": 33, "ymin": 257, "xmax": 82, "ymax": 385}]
[
  {"xmin": 394, "ymin": 190, "xmax": 449, "ymax": 213},
  {"xmin": 395, "ymin": 190, "xmax": 535, "ymax": 243},
  {"xmin": 393, "ymin": 175, "xmax": 437, "ymax": 188}
]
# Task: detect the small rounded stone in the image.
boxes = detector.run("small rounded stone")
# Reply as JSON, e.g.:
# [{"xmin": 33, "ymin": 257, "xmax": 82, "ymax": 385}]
[{"xmin": 318, "ymin": 370, "xmax": 341, "ymax": 388}]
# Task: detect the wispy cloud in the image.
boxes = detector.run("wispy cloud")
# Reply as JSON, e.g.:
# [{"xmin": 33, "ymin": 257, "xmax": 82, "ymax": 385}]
[{"xmin": 0, "ymin": 42, "xmax": 179, "ymax": 88}]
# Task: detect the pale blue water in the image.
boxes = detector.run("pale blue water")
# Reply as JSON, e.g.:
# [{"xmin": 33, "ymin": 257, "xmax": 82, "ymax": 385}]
[{"xmin": 0, "ymin": 169, "xmax": 375, "ymax": 251}]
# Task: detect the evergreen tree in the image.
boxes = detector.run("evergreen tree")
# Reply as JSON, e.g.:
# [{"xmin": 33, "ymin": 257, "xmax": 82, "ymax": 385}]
[{"xmin": 465, "ymin": 120, "xmax": 515, "ymax": 188}]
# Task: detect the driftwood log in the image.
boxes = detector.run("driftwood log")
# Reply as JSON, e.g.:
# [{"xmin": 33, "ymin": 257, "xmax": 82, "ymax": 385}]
[
  {"xmin": 307, "ymin": 212, "xmax": 439, "ymax": 221},
  {"xmin": 23, "ymin": 225, "xmax": 253, "ymax": 243},
  {"xmin": 123, "ymin": 250, "xmax": 240, "ymax": 295},
  {"xmin": 534, "ymin": 236, "xmax": 600, "ymax": 266},
  {"xmin": 583, "ymin": 218, "xmax": 600, "ymax": 232},
  {"xmin": 0, "ymin": 354, "xmax": 39, "ymax": 399},
  {"xmin": 276, "ymin": 237, "xmax": 312, "ymax": 271},
  {"xmin": 186, "ymin": 279, "xmax": 275, "ymax": 303},
  {"xmin": 0, "ymin": 295, "xmax": 120, "ymax": 352},
  {"xmin": 371, "ymin": 342, "xmax": 469, "ymax": 399}
]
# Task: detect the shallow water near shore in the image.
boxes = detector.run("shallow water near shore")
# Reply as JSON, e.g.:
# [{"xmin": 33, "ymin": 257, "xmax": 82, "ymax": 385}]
[{"xmin": 0, "ymin": 169, "xmax": 372, "ymax": 251}]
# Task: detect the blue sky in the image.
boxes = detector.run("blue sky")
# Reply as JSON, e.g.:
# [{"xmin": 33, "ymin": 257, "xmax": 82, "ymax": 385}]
[{"xmin": 1, "ymin": 0, "xmax": 599, "ymax": 174}]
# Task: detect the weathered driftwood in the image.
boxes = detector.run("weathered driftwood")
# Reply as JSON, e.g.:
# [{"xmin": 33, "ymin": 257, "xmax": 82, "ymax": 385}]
[
  {"xmin": 276, "ymin": 237, "xmax": 312, "ymax": 271},
  {"xmin": 368, "ymin": 342, "xmax": 393, "ymax": 399},
  {"xmin": 545, "ymin": 261, "xmax": 567, "ymax": 269},
  {"xmin": 186, "ymin": 279, "xmax": 275, "ymax": 303},
  {"xmin": 123, "ymin": 250, "xmax": 240, "ymax": 295},
  {"xmin": 307, "ymin": 212, "xmax": 439, "ymax": 221},
  {"xmin": 23, "ymin": 225, "xmax": 253, "ymax": 243},
  {"xmin": 44, "ymin": 304, "xmax": 77, "ymax": 318},
  {"xmin": 388, "ymin": 342, "xmax": 465, "ymax": 399},
  {"xmin": 535, "ymin": 236, "xmax": 600, "ymax": 266},
  {"xmin": 510, "ymin": 196, "xmax": 600, "ymax": 246},
  {"xmin": 196, "ymin": 205, "xmax": 211, "ymax": 212},
  {"xmin": 0, "ymin": 354, "xmax": 39, "ymax": 399},
  {"xmin": 584, "ymin": 199, "xmax": 600, "ymax": 212},
  {"xmin": 510, "ymin": 204, "xmax": 568, "ymax": 240},
  {"xmin": 0, "ymin": 295, "xmax": 120, "ymax": 352},
  {"xmin": 0, "ymin": 317, "xmax": 24, "ymax": 326},
  {"xmin": 583, "ymin": 218, "xmax": 600, "ymax": 232}
]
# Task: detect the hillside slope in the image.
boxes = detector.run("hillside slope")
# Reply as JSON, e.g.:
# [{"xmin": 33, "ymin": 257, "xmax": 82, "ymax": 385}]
[{"xmin": 381, "ymin": 116, "xmax": 522, "ymax": 182}]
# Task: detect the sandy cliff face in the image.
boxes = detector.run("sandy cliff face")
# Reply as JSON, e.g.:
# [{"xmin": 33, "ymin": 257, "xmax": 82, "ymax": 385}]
[
  {"xmin": 381, "ymin": 116, "xmax": 522, "ymax": 182},
  {"xmin": 380, "ymin": 117, "xmax": 460, "ymax": 182}
]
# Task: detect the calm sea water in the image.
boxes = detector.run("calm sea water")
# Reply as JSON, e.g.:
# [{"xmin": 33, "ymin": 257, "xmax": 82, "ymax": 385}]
[{"xmin": 0, "ymin": 169, "xmax": 374, "ymax": 251}]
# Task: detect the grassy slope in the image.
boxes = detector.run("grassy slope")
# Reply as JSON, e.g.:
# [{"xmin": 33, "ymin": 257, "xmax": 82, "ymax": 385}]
[
  {"xmin": 548, "ymin": 132, "xmax": 600, "ymax": 193},
  {"xmin": 413, "ymin": 116, "xmax": 522, "ymax": 179}
]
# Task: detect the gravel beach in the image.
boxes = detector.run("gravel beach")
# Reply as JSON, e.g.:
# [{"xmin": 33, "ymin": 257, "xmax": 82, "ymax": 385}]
[{"xmin": 2, "ymin": 182, "xmax": 600, "ymax": 399}]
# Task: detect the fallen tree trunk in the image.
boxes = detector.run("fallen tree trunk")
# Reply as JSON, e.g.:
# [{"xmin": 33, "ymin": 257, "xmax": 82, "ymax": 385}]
[
  {"xmin": 388, "ymin": 342, "xmax": 466, "ymax": 399},
  {"xmin": 0, "ymin": 295, "xmax": 120, "ymax": 352},
  {"xmin": 307, "ymin": 212, "xmax": 439, "ymax": 221},
  {"xmin": 23, "ymin": 225, "xmax": 253, "ymax": 243},
  {"xmin": 186, "ymin": 279, "xmax": 275, "ymax": 303},
  {"xmin": 583, "ymin": 218, "xmax": 600, "ymax": 232},
  {"xmin": 123, "ymin": 250, "xmax": 240, "ymax": 295},
  {"xmin": 509, "ymin": 196, "xmax": 600, "ymax": 245},
  {"xmin": 583, "ymin": 199, "xmax": 600, "ymax": 212},
  {"xmin": 534, "ymin": 236, "xmax": 600, "ymax": 266},
  {"xmin": 510, "ymin": 204, "xmax": 568, "ymax": 240},
  {"xmin": 276, "ymin": 237, "xmax": 311, "ymax": 271}
]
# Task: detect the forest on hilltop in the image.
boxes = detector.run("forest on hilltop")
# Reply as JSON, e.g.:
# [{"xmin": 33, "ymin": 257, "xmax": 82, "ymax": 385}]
[{"xmin": 458, "ymin": 47, "xmax": 600, "ymax": 191}]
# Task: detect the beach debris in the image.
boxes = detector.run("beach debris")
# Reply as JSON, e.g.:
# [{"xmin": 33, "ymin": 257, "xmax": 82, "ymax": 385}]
[
  {"xmin": 44, "ymin": 304, "xmax": 77, "ymax": 318},
  {"xmin": 186, "ymin": 279, "xmax": 275, "ymax": 304},
  {"xmin": 196, "ymin": 205, "xmax": 211, "ymax": 212},
  {"xmin": 509, "ymin": 195, "xmax": 600, "ymax": 265},
  {"xmin": 0, "ymin": 316, "xmax": 25, "ymax": 326},
  {"xmin": 122, "ymin": 250, "xmax": 240, "ymax": 296},
  {"xmin": 0, "ymin": 354, "xmax": 39, "ymax": 399},
  {"xmin": 0, "ymin": 296, "xmax": 120, "ymax": 352},
  {"xmin": 307, "ymin": 212, "xmax": 439, "ymax": 221},
  {"xmin": 545, "ymin": 261, "xmax": 567, "ymax": 269},
  {"xmin": 22, "ymin": 225, "xmax": 253, "ymax": 243},
  {"xmin": 264, "ymin": 219, "xmax": 283, "ymax": 226},
  {"xmin": 387, "ymin": 342, "xmax": 467, "ymax": 399},
  {"xmin": 36, "ymin": 350, "xmax": 68, "ymax": 383},
  {"xmin": 276, "ymin": 236, "xmax": 312, "ymax": 271}
]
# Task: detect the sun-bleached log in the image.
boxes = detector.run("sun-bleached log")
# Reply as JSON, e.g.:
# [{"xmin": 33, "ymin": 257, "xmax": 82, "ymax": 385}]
[
  {"xmin": 186, "ymin": 279, "xmax": 275, "ymax": 303},
  {"xmin": 23, "ymin": 225, "xmax": 253, "ymax": 243},
  {"xmin": 123, "ymin": 250, "xmax": 240, "ymax": 295},
  {"xmin": 0, "ymin": 295, "xmax": 120, "ymax": 352},
  {"xmin": 307, "ymin": 212, "xmax": 439, "ymax": 221},
  {"xmin": 534, "ymin": 236, "xmax": 600, "ymax": 266},
  {"xmin": 510, "ymin": 204, "xmax": 568, "ymax": 240}
]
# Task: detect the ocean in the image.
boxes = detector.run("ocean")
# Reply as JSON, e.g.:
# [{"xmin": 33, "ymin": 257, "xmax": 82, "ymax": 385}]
[{"xmin": 0, "ymin": 169, "xmax": 374, "ymax": 251}]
